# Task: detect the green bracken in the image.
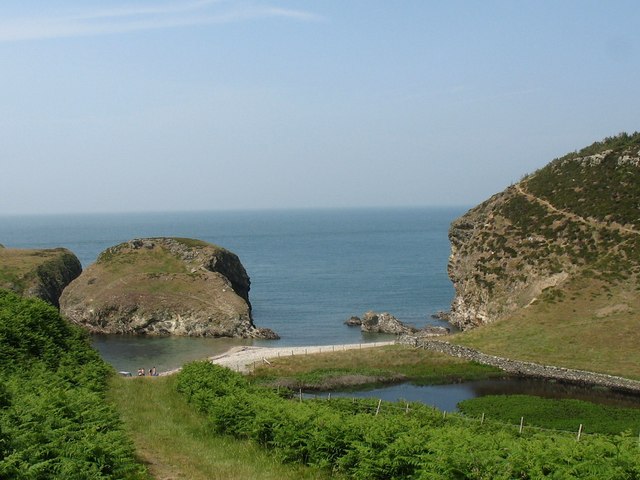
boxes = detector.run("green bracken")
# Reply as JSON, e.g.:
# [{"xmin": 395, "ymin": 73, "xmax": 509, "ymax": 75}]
[
  {"xmin": 0, "ymin": 290, "xmax": 147, "ymax": 479},
  {"xmin": 176, "ymin": 361, "xmax": 640, "ymax": 479}
]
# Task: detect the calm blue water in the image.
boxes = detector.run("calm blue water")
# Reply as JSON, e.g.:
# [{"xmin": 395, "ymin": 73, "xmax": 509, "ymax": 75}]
[
  {"xmin": 307, "ymin": 378, "xmax": 640, "ymax": 412},
  {"xmin": 0, "ymin": 207, "xmax": 464, "ymax": 371}
]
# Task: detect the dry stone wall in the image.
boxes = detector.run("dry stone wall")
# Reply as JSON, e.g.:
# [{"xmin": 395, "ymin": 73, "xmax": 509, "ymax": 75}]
[{"xmin": 398, "ymin": 336, "xmax": 640, "ymax": 395}]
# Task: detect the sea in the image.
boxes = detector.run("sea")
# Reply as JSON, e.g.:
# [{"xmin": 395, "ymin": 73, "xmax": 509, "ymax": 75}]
[{"xmin": 0, "ymin": 207, "xmax": 466, "ymax": 373}]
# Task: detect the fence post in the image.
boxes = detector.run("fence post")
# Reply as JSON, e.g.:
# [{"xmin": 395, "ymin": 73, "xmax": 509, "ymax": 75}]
[
  {"xmin": 405, "ymin": 403, "xmax": 409, "ymax": 414},
  {"xmin": 299, "ymin": 389, "xmax": 302, "ymax": 402},
  {"xmin": 481, "ymin": 413, "xmax": 485, "ymax": 425},
  {"xmin": 328, "ymin": 393, "xmax": 331, "ymax": 401},
  {"xmin": 576, "ymin": 424, "xmax": 583, "ymax": 442},
  {"xmin": 519, "ymin": 417, "xmax": 524, "ymax": 434},
  {"xmin": 375, "ymin": 399, "xmax": 382, "ymax": 416},
  {"xmin": 443, "ymin": 411, "xmax": 447, "ymax": 420}
]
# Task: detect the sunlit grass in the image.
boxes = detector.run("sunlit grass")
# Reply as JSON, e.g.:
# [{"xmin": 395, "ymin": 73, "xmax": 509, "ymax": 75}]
[
  {"xmin": 250, "ymin": 344, "xmax": 502, "ymax": 389},
  {"xmin": 108, "ymin": 375, "xmax": 334, "ymax": 480},
  {"xmin": 453, "ymin": 280, "xmax": 640, "ymax": 379}
]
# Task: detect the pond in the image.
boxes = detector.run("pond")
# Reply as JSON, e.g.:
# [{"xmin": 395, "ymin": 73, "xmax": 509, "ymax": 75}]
[{"xmin": 305, "ymin": 378, "xmax": 640, "ymax": 412}]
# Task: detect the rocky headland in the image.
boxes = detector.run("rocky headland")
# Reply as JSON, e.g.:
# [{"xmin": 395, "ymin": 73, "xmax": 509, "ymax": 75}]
[
  {"xmin": 60, "ymin": 237, "xmax": 278, "ymax": 339},
  {"xmin": 0, "ymin": 245, "xmax": 81, "ymax": 308},
  {"xmin": 448, "ymin": 132, "xmax": 640, "ymax": 330}
]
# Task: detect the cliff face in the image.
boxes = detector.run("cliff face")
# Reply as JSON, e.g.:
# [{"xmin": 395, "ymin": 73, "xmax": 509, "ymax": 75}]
[
  {"xmin": 60, "ymin": 238, "xmax": 278, "ymax": 339},
  {"xmin": 448, "ymin": 132, "xmax": 640, "ymax": 330},
  {"xmin": 0, "ymin": 246, "xmax": 82, "ymax": 308}
]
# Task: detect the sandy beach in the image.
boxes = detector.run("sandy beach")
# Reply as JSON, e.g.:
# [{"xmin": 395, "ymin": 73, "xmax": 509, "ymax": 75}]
[{"xmin": 160, "ymin": 341, "xmax": 396, "ymax": 375}]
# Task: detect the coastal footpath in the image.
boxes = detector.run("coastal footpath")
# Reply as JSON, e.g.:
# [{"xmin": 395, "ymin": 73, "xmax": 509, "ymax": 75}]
[{"xmin": 399, "ymin": 335, "xmax": 640, "ymax": 395}]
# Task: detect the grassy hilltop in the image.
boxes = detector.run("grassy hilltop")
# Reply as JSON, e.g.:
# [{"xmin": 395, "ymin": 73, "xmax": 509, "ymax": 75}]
[
  {"xmin": 0, "ymin": 246, "xmax": 81, "ymax": 308},
  {"xmin": 449, "ymin": 132, "xmax": 640, "ymax": 377}
]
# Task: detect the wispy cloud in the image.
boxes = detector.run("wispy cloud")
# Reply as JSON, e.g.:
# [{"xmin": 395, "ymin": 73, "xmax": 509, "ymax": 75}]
[{"xmin": 0, "ymin": 1, "xmax": 323, "ymax": 42}]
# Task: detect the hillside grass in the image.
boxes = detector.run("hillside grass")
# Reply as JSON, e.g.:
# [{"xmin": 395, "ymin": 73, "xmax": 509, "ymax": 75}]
[
  {"xmin": 0, "ymin": 248, "xmax": 68, "ymax": 290},
  {"xmin": 453, "ymin": 277, "xmax": 640, "ymax": 379},
  {"xmin": 108, "ymin": 376, "xmax": 334, "ymax": 480},
  {"xmin": 98, "ymin": 247, "xmax": 189, "ymax": 276},
  {"xmin": 458, "ymin": 394, "xmax": 640, "ymax": 435},
  {"xmin": 249, "ymin": 345, "xmax": 504, "ymax": 390}
]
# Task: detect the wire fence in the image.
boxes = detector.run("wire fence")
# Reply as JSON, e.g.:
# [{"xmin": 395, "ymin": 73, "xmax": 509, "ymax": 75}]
[{"xmin": 296, "ymin": 390, "xmax": 640, "ymax": 445}]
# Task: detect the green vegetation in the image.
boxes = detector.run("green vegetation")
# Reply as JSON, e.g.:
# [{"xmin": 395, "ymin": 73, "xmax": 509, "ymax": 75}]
[
  {"xmin": 0, "ymin": 247, "xmax": 79, "ymax": 297},
  {"xmin": 0, "ymin": 290, "xmax": 146, "ymax": 479},
  {"xmin": 527, "ymin": 131, "xmax": 640, "ymax": 229},
  {"xmin": 97, "ymin": 246, "xmax": 188, "ymax": 274},
  {"xmin": 109, "ymin": 375, "xmax": 332, "ymax": 480},
  {"xmin": 458, "ymin": 394, "xmax": 640, "ymax": 436},
  {"xmin": 177, "ymin": 361, "xmax": 640, "ymax": 479},
  {"xmin": 250, "ymin": 345, "xmax": 503, "ymax": 389}
]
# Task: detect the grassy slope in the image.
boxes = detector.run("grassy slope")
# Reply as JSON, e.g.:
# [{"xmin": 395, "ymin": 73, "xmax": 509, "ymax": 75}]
[
  {"xmin": 250, "ymin": 345, "xmax": 503, "ymax": 389},
  {"xmin": 108, "ymin": 376, "xmax": 334, "ymax": 480},
  {"xmin": 454, "ymin": 267, "xmax": 640, "ymax": 379},
  {"xmin": 70, "ymin": 244, "xmax": 231, "ymax": 303},
  {"xmin": 0, "ymin": 248, "xmax": 68, "ymax": 290}
]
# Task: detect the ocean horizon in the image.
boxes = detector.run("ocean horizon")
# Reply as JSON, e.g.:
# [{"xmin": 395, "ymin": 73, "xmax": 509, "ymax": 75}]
[{"xmin": 1, "ymin": 206, "xmax": 468, "ymax": 371}]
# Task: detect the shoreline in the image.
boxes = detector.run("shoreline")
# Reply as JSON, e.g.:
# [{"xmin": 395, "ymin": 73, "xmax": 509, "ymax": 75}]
[{"xmin": 158, "ymin": 341, "xmax": 396, "ymax": 376}]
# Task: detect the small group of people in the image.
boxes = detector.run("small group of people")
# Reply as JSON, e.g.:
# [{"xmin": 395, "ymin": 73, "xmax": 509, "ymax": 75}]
[{"xmin": 137, "ymin": 366, "xmax": 158, "ymax": 376}]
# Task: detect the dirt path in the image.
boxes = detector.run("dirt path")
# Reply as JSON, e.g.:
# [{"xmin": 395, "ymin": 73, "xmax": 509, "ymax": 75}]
[
  {"xmin": 515, "ymin": 183, "xmax": 640, "ymax": 236},
  {"xmin": 160, "ymin": 341, "xmax": 396, "ymax": 375}
]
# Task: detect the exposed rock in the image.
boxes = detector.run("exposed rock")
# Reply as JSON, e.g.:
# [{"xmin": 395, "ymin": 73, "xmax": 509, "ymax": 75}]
[
  {"xmin": 415, "ymin": 325, "xmax": 450, "ymax": 337},
  {"xmin": 430, "ymin": 311, "xmax": 450, "ymax": 321},
  {"xmin": 344, "ymin": 316, "xmax": 362, "ymax": 327},
  {"xmin": 0, "ymin": 247, "xmax": 81, "ymax": 308},
  {"xmin": 595, "ymin": 303, "xmax": 631, "ymax": 318},
  {"xmin": 60, "ymin": 237, "xmax": 278, "ymax": 339},
  {"xmin": 447, "ymin": 132, "xmax": 640, "ymax": 330},
  {"xmin": 359, "ymin": 311, "xmax": 416, "ymax": 335}
]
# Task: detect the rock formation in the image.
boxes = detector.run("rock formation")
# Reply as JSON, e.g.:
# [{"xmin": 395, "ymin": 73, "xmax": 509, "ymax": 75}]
[
  {"xmin": 360, "ymin": 311, "xmax": 415, "ymax": 334},
  {"xmin": 60, "ymin": 237, "xmax": 278, "ymax": 339},
  {"xmin": 0, "ymin": 246, "xmax": 81, "ymax": 308},
  {"xmin": 448, "ymin": 132, "xmax": 640, "ymax": 330},
  {"xmin": 345, "ymin": 311, "xmax": 448, "ymax": 336}
]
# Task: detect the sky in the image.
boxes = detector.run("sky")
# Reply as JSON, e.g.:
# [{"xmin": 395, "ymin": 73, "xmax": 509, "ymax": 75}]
[{"xmin": 1, "ymin": 0, "xmax": 639, "ymax": 215}]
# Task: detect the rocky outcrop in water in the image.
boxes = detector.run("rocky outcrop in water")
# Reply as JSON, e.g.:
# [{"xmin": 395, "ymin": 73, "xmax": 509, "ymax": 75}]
[
  {"xmin": 60, "ymin": 237, "xmax": 278, "ymax": 339},
  {"xmin": 0, "ymin": 246, "xmax": 82, "ymax": 308},
  {"xmin": 346, "ymin": 311, "xmax": 449, "ymax": 336}
]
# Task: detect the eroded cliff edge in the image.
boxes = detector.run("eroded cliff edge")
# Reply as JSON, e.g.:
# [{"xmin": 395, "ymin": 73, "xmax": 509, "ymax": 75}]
[
  {"xmin": 0, "ymin": 246, "xmax": 82, "ymax": 308},
  {"xmin": 448, "ymin": 132, "xmax": 640, "ymax": 330},
  {"xmin": 60, "ymin": 237, "xmax": 278, "ymax": 339}
]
